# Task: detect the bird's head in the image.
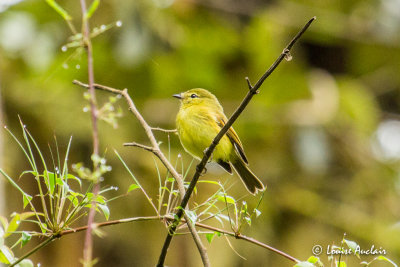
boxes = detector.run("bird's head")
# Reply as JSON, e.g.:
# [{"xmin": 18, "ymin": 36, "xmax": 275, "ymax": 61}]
[{"xmin": 173, "ymin": 88, "xmax": 220, "ymax": 108}]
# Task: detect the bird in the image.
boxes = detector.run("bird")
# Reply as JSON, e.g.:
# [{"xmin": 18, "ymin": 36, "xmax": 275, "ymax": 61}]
[{"xmin": 173, "ymin": 88, "xmax": 265, "ymax": 195}]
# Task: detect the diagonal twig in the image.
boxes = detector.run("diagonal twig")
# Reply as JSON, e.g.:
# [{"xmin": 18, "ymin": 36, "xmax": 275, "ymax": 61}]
[
  {"xmin": 151, "ymin": 127, "xmax": 178, "ymax": 133},
  {"xmin": 156, "ymin": 16, "xmax": 316, "ymax": 267},
  {"xmin": 124, "ymin": 142, "xmax": 157, "ymax": 153}
]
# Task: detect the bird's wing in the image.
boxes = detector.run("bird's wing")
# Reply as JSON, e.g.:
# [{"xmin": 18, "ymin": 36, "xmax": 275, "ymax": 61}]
[{"xmin": 217, "ymin": 116, "xmax": 249, "ymax": 164}]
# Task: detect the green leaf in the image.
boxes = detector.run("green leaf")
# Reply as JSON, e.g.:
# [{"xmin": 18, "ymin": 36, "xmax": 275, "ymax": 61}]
[
  {"xmin": 22, "ymin": 194, "xmax": 32, "ymax": 208},
  {"xmin": 241, "ymin": 201, "xmax": 248, "ymax": 212},
  {"xmin": 85, "ymin": 0, "xmax": 100, "ymax": 19},
  {"xmin": 44, "ymin": 171, "xmax": 56, "ymax": 195},
  {"xmin": 0, "ymin": 169, "xmax": 32, "ymax": 208},
  {"xmin": 39, "ymin": 223, "xmax": 48, "ymax": 233},
  {"xmin": 16, "ymin": 259, "xmax": 34, "ymax": 267},
  {"xmin": 206, "ymin": 232, "xmax": 216, "ymax": 244},
  {"xmin": 307, "ymin": 256, "xmax": 319, "ymax": 264},
  {"xmin": 0, "ymin": 245, "xmax": 14, "ymax": 264},
  {"xmin": 98, "ymin": 204, "xmax": 110, "ymax": 220},
  {"xmin": 56, "ymin": 176, "xmax": 63, "ymax": 186},
  {"xmin": 294, "ymin": 261, "xmax": 314, "ymax": 267},
  {"xmin": 244, "ymin": 216, "xmax": 251, "ymax": 226},
  {"xmin": 216, "ymin": 193, "xmax": 235, "ymax": 204},
  {"xmin": 66, "ymin": 174, "xmax": 82, "ymax": 187},
  {"xmin": 374, "ymin": 256, "xmax": 398, "ymax": 267},
  {"xmin": 16, "ymin": 212, "xmax": 36, "ymax": 227},
  {"xmin": 343, "ymin": 238, "xmax": 359, "ymax": 258},
  {"xmin": 45, "ymin": 0, "xmax": 72, "ymax": 20},
  {"xmin": 19, "ymin": 170, "xmax": 37, "ymax": 178},
  {"xmin": 67, "ymin": 195, "xmax": 80, "ymax": 207},
  {"xmin": 307, "ymin": 256, "xmax": 323, "ymax": 267},
  {"xmin": 21, "ymin": 232, "xmax": 32, "ymax": 247},
  {"xmin": 127, "ymin": 184, "xmax": 140, "ymax": 193},
  {"xmin": 96, "ymin": 195, "xmax": 107, "ymax": 204},
  {"xmin": 185, "ymin": 210, "xmax": 197, "ymax": 224},
  {"xmin": 197, "ymin": 180, "xmax": 221, "ymax": 186},
  {"xmin": 5, "ymin": 214, "xmax": 20, "ymax": 238},
  {"xmin": 19, "ymin": 212, "xmax": 35, "ymax": 221},
  {"xmin": 336, "ymin": 261, "xmax": 346, "ymax": 267},
  {"xmin": 4, "ymin": 126, "xmax": 36, "ymax": 172}
]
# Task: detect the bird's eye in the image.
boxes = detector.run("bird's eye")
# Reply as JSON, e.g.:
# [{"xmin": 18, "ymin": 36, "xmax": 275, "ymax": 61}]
[{"xmin": 190, "ymin": 94, "xmax": 198, "ymax": 98}]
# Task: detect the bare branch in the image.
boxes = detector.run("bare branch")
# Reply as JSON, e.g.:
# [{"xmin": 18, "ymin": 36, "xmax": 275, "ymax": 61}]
[
  {"xmin": 78, "ymin": 0, "xmax": 100, "ymax": 265},
  {"xmin": 192, "ymin": 221, "xmax": 300, "ymax": 263},
  {"xmin": 73, "ymin": 80, "xmax": 123, "ymax": 94},
  {"xmin": 156, "ymin": 16, "xmax": 316, "ymax": 267},
  {"xmin": 10, "ymin": 236, "xmax": 57, "ymax": 267},
  {"xmin": 58, "ymin": 215, "xmax": 300, "ymax": 263},
  {"xmin": 124, "ymin": 142, "xmax": 156, "ymax": 153},
  {"xmin": 151, "ymin": 127, "xmax": 178, "ymax": 133},
  {"xmin": 60, "ymin": 216, "xmax": 162, "ymax": 236},
  {"xmin": 245, "ymin": 77, "xmax": 253, "ymax": 90}
]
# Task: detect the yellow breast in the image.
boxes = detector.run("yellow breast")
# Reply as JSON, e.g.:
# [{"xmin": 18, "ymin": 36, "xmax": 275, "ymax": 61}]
[{"xmin": 176, "ymin": 105, "xmax": 233, "ymax": 162}]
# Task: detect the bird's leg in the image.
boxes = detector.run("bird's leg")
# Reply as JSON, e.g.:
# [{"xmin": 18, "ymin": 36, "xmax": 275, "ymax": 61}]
[
  {"xmin": 200, "ymin": 147, "xmax": 212, "ymax": 175},
  {"xmin": 200, "ymin": 167, "xmax": 208, "ymax": 176}
]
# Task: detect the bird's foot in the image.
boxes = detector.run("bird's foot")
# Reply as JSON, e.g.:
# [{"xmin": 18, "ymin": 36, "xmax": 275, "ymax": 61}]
[
  {"xmin": 203, "ymin": 148, "xmax": 213, "ymax": 163},
  {"xmin": 200, "ymin": 167, "xmax": 207, "ymax": 176}
]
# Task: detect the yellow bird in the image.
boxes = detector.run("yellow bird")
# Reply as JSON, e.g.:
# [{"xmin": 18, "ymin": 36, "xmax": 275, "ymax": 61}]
[{"xmin": 173, "ymin": 88, "xmax": 265, "ymax": 195}]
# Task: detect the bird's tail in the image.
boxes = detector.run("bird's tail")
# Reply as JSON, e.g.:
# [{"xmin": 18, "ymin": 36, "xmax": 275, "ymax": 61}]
[{"xmin": 231, "ymin": 157, "xmax": 265, "ymax": 195}]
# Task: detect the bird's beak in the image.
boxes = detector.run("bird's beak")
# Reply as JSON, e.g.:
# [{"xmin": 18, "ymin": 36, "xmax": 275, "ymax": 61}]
[{"xmin": 173, "ymin": 93, "xmax": 183, "ymax": 99}]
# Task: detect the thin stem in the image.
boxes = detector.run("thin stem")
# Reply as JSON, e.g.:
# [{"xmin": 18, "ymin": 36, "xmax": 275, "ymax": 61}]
[
  {"xmin": 124, "ymin": 142, "xmax": 156, "ymax": 153},
  {"xmin": 10, "ymin": 236, "xmax": 56, "ymax": 267},
  {"xmin": 35, "ymin": 175, "xmax": 52, "ymax": 228},
  {"xmin": 156, "ymin": 16, "xmax": 316, "ymax": 267},
  {"xmin": 83, "ymin": 185, "xmax": 99, "ymax": 265},
  {"xmin": 114, "ymin": 150, "xmax": 160, "ymax": 216},
  {"xmin": 60, "ymin": 216, "xmax": 161, "ymax": 236},
  {"xmin": 193, "ymin": 222, "xmax": 300, "ymax": 263},
  {"xmin": 78, "ymin": 0, "xmax": 100, "ymax": 265},
  {"xmin": 151, "ymin": 127, "xmax": 177, "ymax": 133},
  {"xmin": 78, "ymin": 2, "xmax": 98, "ymax": 156}
]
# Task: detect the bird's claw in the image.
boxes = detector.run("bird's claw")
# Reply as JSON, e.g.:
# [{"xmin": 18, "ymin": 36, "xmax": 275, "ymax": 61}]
[{"xmin": 203, "ymin": 148, "xmax": 213, "ymax": 163}]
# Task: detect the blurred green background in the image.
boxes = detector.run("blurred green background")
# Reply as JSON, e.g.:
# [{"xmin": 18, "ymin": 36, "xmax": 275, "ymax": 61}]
[{"xmin": 1, "ymin": 0, "xmax": 400, "ymax": 266}]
